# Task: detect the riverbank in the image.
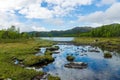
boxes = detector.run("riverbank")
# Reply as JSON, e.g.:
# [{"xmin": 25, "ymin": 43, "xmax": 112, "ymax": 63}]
[
  {"xmin": 73, "ymin": 37, "xmax": 120, "ymax": 52},
  {"xmin": 0, "ymin": 39, "xmax": 60, "ymax": 80}
]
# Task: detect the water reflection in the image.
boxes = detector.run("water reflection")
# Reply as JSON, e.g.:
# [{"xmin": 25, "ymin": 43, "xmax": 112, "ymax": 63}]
[
  {"xmin": 40, "ymin": 44, "xmax": 120, "ymax": 80},
  {"xmin": 35, "ymin": 48, "xmax": 46, "ymax": 56},
  {"xmin": 40, "ymin": 37, "xmax": 74, "ymax": 41}
]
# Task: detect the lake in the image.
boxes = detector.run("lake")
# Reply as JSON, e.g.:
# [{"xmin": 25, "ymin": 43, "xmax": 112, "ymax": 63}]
[
  {"xmin": 38, "ymin": 37, "xmax": 120, "ymax": 80},
  {"xmin": 40, "ymin": 37, "xmax": 74, "ymax": 42}
]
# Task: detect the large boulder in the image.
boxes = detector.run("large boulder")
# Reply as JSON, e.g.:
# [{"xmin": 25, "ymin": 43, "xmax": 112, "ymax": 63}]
[{"xmin": 46, "ymin": 46, "xmax": 59, "ymax": 51}]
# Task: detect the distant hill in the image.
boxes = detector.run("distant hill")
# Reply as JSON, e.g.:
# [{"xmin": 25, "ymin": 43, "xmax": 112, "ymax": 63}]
[
  {"xmin": 28, "ymin": 23, "xmax": 120, "ymax": 37},
  {"xmin": 29, "ymin": 27, "xmax": 93, "ymax": 37}
]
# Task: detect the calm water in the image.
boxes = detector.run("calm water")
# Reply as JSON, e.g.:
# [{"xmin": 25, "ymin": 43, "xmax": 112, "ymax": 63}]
[
  {"xmin": 39, "ymin": 37, "xmax": 120, "ymax": 80},
  {"xmin": 40, "ymin": 37, "xmax": 74, "ymax": 41}
]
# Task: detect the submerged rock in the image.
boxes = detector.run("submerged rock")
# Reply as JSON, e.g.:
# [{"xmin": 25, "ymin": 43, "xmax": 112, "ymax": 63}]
[
  {"xmin": 66, "ymin": 56, "xmax": 75, "ymax": 62},
  {"xmin": 104, "ymin": 52, "xmax": 112, "ymax": 58},
  {"xmin": 53, "ymin": 50, "xmax": 61, "ymax": 53},
  {"xmin": 64, "ymin": 62, "xmax": 88, "ymax": 69},
  {"xmin": 89, "ymin": 49, "xmax": 100, "ymax": 52}
]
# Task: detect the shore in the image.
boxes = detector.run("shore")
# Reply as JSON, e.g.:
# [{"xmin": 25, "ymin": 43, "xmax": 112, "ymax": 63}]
[
  {"xmin": 73, "ymin": 37, "xmax": 120, "ymax": 52},
  {"xmin": 0, "ymin": 39, "xmax": 60, "ymax": 80}
]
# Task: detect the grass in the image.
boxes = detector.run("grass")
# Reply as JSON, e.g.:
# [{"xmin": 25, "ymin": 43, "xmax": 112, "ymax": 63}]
[
  {"xmin": 48, "ymin": 75, "xmax": 60, "ymax": 80},
  {"xmin": 0, "ymin": 39, "xmax": 58, "ymax": 80},
  {"xmin": 74, "ymin": 37, "xmax": 120, "ymax": 52},
  {"xmin": 24, "ymin": 55, "xmax": 54, "ymax": 66}
]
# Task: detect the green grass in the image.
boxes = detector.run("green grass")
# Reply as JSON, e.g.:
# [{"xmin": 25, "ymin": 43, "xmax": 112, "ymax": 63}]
[
  {"xmin": 74, "ymin": 37, "xmax": 120, "ymax": 52},
  {"xmin": 0, "ymin": 39, "xmax": 58, "ymax": 80},
  {"xmin": 48, "ymin": 75, "xmax": 60, "ymax": 80}
]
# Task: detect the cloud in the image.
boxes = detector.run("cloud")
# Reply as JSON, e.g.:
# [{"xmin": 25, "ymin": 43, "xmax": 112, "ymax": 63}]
[
  {"xmin": 79, "ymin": 2, "xmax": 120, "ymax": 26},
  {"xmin": 96, "ymin": 0, "xmax": 118, "ymax": 6},
  {"xmin": 0, "ymin": 10, "xmax": 47, "ymax": 32},
  {"xmin": 43, "ymin": 18, "xmax": 64, "ymax": 26},
  {"xmin": 32, "ymin": 26, "xmax": 47, "ymax": 31},
  {"xmin": 19, "ymin": 3, "xmax": 53, "ymax": 19},
  {"xmin": 0, "ymin": 11, "xmax": 18, "ymax": 29},
  {"xmin": 18, "ymin": 0, "xmax": 93, "ymax": 19}
]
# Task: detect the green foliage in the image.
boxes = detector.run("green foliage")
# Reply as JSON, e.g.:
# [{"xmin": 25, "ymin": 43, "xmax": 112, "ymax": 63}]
[
  {"xmin": 29, "ymin": 27, "xmax": 92, "ymax": 37},
  {"xmin": 90, "ymin": 24, "xmax": 120, "ymax": 37},
  {"xmin": 0, "ymin": 25, "xmax": 31, "ymax": 39},
  {"xmin": 48, "ymin": 75, "xmax": 61, "ymax": 80},
  {"xmin": 29, "ymin": 23, "xmax": 120, "ymax": 37}
]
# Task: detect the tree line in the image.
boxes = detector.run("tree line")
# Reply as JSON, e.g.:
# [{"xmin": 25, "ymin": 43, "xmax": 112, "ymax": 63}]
[
  {"xmin": 79, "ymin": 23, "xmax": 120, "ymax": 37},
  {"xmin": 0, "ymin": 25, "xmax": 31, "ymax": 39},
  {"xmin": 1, "ymin": 23, "xmax": 119, "ymax": 39}
]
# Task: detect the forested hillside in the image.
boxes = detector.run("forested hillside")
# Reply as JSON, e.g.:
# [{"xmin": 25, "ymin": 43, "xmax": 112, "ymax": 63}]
[
  {"xmin": 29, "ymin": 23, "xmax": 120, "ymax": 37},
  {"xmin": 90, "ymin": 24, "xmax": 120, "ymax": 37},
  {"xmin": 4, "ymin": 24, "xmax": 119, "ymax": 38},
  {"xmin": 30, "ymin": 27, "xmax": 92, "ymax": 37}
]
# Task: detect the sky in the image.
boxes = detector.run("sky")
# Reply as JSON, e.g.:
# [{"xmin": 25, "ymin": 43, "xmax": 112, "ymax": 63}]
[{"xmin": 0, "ymin": 0, "xmax": 120, "ymax": 32}]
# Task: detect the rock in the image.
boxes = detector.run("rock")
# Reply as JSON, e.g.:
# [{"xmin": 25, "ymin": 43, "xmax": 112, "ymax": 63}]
[
  {"xmin": 89, "ymin": 49, "xmax": 100, "ymax": 52},
  {"xmin": 104, "ymin": 52, "xmax": 112, "ymax": 58},
  {"xmin": 53, "ymin": 50, "xmax": 60, "ymax": 53},
  {"xmin": 47, "ymin": 46, "xmax": 59, "ymax": 51},
  {"xmin": 66, "ymin": 56, "xmax": 75, "ymax": 62},
  {"xmin": 31, "ymin": 73, "xmax": 45, "ymax": 80},
  {"xmin": 64, "ymin": 62, "xmax": 88, "ymax": 69}
]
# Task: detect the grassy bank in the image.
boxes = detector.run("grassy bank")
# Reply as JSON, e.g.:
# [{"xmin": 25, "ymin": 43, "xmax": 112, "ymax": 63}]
[
  {"xmin": 0, "ymin": 39, "xmax": 59, "ymax": 80},
  {"xmin": 74, "ymin": 37, "xmax": 120, "ymax": 52}
]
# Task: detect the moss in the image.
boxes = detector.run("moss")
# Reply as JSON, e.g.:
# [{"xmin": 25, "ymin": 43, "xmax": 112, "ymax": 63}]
[
  {"xmin": 24, "ymin": 55, "xmax": 54, "ymax": 66},
  {"xmin": 66, "ymin": 56, "xmax": 75, "ymax": 62},
  {"xmin": 48, "ymin": 75, "xmax": 60, "ymax": 80},
  {"xmin": 45, "ymin": 50, "xmax": 53, "ymax": 55}
]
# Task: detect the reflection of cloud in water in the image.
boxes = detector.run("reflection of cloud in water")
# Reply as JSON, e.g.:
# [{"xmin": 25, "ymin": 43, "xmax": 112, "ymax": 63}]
[
  {"xmin": 42, "ymin": 44, "xmax": 120, "ymax": 80},
  {"xmin": 53, "ymin": 56, "xmax": 67, "ymax": 68}
]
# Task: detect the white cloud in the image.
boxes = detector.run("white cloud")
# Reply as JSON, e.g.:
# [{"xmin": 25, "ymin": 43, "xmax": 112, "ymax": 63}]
[
  {"xmin": 43, "ymin": 18, "xmax": 64, "ymax": 26},
  {"xmin": 32, "ymin": 26, "xmax": 47, "ymax": 31},
  {"xmin": 79, "ymin": 2, "xmax": 120, "ymax": 26},
  {"xmin": 19, "ymin": 4, "xmax": 53, "ymax": 19},
  {"xmin": 18, "ymin": 0, "xmax": 93, "ymax": 19},
  {"xmin": 0, "ymin": 10, "xmax": 47, "ymax": 32},
  {"xmin": 0, "ymin": 0, "xmax": 93, "ymax": 19},
  {"xmin": 0, "ymin": 0, "xmax": 94, "ymax": 32},
  {"xmin": 0, "ymin": 11, "xmax": 18, "ymax": 29},
  {"xmin": 97, "ymin": 0, "xmax": 118, "ymax": 6}
]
